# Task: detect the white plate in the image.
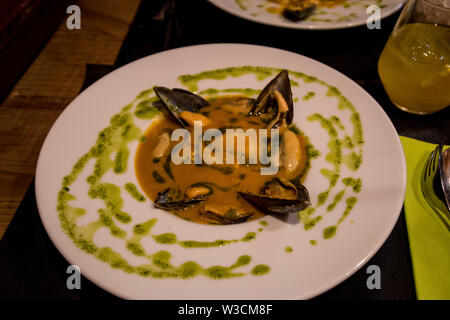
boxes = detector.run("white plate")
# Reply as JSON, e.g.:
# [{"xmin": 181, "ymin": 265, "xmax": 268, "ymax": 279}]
[
  {"xmin": 35, "ymin": 44, "xmax": 406, "ymax": 299},
  {"xmin": 208, "ymin": 0, "xmax": 405, "ymax": 29}
]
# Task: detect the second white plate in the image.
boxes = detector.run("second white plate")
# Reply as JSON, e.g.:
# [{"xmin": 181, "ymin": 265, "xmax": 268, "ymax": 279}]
[{"xmin": 208, "ymin": 0, "xmax": 405, "ymax": 29}]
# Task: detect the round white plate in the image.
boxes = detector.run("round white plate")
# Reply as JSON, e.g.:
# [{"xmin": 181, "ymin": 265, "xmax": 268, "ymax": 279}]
[
  {"xmin": 35, "ymin": 44, "xmax": 406, "ymax": 299},
  {"xmin": 208, "ymin": 0, "xmax": 405, "ymax": 29}
]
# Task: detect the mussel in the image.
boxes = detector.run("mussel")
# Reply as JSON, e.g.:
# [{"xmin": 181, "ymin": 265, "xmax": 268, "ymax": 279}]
[
  {"xmin": 154, "ymin": 188, "xmax": 204, "ymax": 210},
  {"xmin": 238, "ymin": 178, "xmax": 310, "ymax": 214},
  {"xmin": 200, "ymin": 204, "xmax": 254, "ymax": 224},
  {"xmin": 155, "ymin": 183, "xmax": 214, "ymax": 210},
  {"xmin": 154, "ymin": 87, "xmax": 210, "ymax": 128},
  {"xmin": 248, "ymin": 70, "xmax": 293, "ymax": 129},
  {"xmin": 283, "ymin": 0, "xmax": 317, "ymax": 22},
  {"xmin": 185, "ymin": 183, "xmax": 213, "ymax": 200}
]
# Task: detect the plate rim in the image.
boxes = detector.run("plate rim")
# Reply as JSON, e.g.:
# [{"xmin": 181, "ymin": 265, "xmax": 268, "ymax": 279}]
[{"xmin": 35, "ymin": 43, "xmax": 407, "ymax": 299}]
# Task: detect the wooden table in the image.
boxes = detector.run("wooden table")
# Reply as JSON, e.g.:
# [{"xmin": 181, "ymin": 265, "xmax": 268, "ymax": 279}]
[{"xmin": 0, "ymin": 0, "xmax": 141, "ymax": 239}]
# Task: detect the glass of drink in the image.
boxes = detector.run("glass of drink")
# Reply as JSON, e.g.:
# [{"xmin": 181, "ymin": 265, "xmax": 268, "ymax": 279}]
[{"xmin": 378, "ymin": 0, "xmax": 450, "ymax": 114}]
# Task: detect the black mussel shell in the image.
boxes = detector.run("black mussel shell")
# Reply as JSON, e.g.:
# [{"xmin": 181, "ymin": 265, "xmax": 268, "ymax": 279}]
[
  {"xmin": 154, "ymin": 86, "xmax": 210, "ymax": 128},
  {"xmin": 283, "ymin": 2, "xmax": 317, "ymax": 22},
  {"xmin": 238, "ymin": 193, "xmax": 310, "ymax": 214},
  {"xmin": 248, "ymin": 70, "xmax": 293, "ymax": 128},
  {"xmin": 260, "ymin": 178, "xmax": 297, "ymax": 199},
  {"xmin": 154, "ymin": 188, "xmax": 204, "ymax": 210},
  {"xmin": 200, "ymin": 206, "xmax": 254, "ymax": 224},
  {"xmin": 238, "ymin": 179, "xmax": 310, "ymax": 214}
]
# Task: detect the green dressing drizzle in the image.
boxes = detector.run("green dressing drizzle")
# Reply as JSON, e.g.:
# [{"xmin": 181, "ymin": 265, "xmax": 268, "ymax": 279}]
[
  {"xmin": 303, "ymin": 91, "xmax": 315, "ymax": 100},
  {"xmin": 124, "ymin": 183, "xmax": 146, "ymax": 202},
  {"xmin": 251, "ymin": 264, "xmax": 270, "ymax": 276}
]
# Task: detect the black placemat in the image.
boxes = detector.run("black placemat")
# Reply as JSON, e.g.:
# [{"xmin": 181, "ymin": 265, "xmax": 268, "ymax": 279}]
[{"xmin": 3, "ymin": 0, "xmax": 449, "ymax": 300}]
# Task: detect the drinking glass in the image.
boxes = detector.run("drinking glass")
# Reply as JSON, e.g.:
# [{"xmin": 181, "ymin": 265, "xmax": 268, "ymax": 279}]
[{"xmin": 378, "ymin": 0, "xmax": 450, "ymax": 114}]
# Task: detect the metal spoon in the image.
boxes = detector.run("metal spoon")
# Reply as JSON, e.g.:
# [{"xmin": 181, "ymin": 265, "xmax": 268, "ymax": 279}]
[{"xmin": 439, "ymin": 146, "xmax": 450, "ymax": 211}]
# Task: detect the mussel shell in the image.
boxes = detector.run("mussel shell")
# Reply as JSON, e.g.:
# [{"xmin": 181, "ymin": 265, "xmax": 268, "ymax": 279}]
[
  {"xmin": 249, "ymin": 70, "xmax": 293, "ymax": 127},
  {"xmin": 283, "ymin": 2, "xmax": 317, "ymax": 22},
  {"xmin": 154, "ymin": 86, "xmax": 210, "ymax": 128},
  {"xmin": 261, "ymin": 178, "xmax": 297, "ymax": 199},
  {"xmin": 154, "ymin": 188, "xmax": 204, "ymax": 210},
  {"xmin": 238, "ymin": 180, "xmax": 310, "ymax": 214},
  {"xmin": 200, "ymin": 206, "xmax": 254, "ymax": 224},
  {"xmin": 238, "ymin": 193, "xmax": 310, "ymax": 214}
]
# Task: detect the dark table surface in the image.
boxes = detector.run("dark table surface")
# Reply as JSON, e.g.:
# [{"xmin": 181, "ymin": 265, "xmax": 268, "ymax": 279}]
[{"xmin": 1, "ymin": 0, "xmax": 449, "ymax": 300}]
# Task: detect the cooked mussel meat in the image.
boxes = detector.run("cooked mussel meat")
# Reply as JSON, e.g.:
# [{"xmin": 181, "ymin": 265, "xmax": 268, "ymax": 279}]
[
  {"xmin": 185, "ymin": 183, "xmax": 213, "ymax": 200},
  {"xmin": 239, "ymin": 178, "xmax": 310, "ymax": 214},
  {"xmin": 200, "ymin": 204, "xmax": 254, "ymax": 224},
  {"xmin": 283, "ymin": 0, "xmax": 317, "ymax": 22},
  {"xmin": 154, "ymin": 86, "xmax": 211, "ymax": 128},
  {"xmin": 248, "ymin": 70, "xmax": 293, "ymax": 128},
  {"xmin": 152, "ymin": 130, "xmax": 171, "ymax": 160},
  {"xmin": 261, "ymin": 178, "xmax": 297, "ymax": 199},
  {"xmin": 281, "ymin": 130, "xmax": 302, "ymax": 177}
]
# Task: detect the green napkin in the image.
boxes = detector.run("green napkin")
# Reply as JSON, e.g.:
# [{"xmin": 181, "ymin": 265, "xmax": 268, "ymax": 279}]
[{"xmin": 400, "ymin": 136, "xmax": 450, "ymax": 300}]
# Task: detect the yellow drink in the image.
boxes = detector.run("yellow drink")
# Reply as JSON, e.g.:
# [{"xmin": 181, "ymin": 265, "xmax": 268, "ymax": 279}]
[{"xmin": 378, "ymin": 23, "xmax": 450, "ymax": 114}]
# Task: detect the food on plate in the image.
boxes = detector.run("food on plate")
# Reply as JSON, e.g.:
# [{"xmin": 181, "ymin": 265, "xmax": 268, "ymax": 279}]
[
  {"xmin": 265, "ymin": 0, "xmax": 347, "ymax": 21},
  {"xmin": 135, "ymin": 70, "xmax": 311, "ymax": 225}
]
